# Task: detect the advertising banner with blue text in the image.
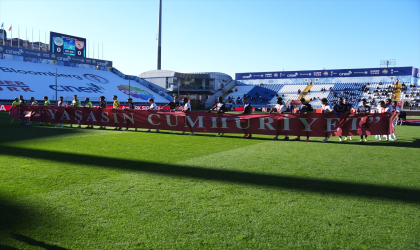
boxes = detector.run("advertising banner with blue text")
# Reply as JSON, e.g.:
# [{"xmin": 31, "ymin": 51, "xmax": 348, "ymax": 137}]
[
  {"xmin": 0, "ymin": 45, "xmax": 112, "ymax": 67},
  {"xmin": 236, "ymin": 67, "xmax": 414, "ymax": 80}
]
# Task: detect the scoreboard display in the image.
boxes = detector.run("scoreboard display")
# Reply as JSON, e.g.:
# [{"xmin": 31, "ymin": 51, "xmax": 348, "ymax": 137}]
[{"xmin": 50, "ymin": 32, "xmax": 86, "ymax": 57}]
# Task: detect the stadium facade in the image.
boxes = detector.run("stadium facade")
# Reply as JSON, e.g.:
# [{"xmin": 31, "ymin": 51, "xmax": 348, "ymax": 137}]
[
  {"xmin": 236, "ymin": 67, "xmax": 420, "ymax": 85},
  {"xmin": 139, "ymin": 70, "xmax": 232, "ymax": 94},
  {"xmin": 139, "ymin": 70, "xmax": 232, "ymax": 109}
]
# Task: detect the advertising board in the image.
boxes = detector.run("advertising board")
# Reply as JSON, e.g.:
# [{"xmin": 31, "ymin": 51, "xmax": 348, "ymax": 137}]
[
  {"xmin": 0, "ymin": 59, "xmax": 167, "ymax": 103},
  {"xmin": 236, "ymin": 67, "xmax": 414, "ymax": 80},
  {"xmin": 50, "ymin": 32, "xmax": 86, "ymax": 57},
  {"xmin": 0, "ymin": 45, "xmax": 111, "ymax": 67}
]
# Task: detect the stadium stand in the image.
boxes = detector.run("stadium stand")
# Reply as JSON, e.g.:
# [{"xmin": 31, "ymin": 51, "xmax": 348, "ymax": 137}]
[
  {"xmin": 224, "ymin": 81, "xmax": 419, "ymax": 110},
  {"xmin": 0, "ymin": 59, "xmax": 169, "ymax": 104},
  {"xmin": 111, "ymin": 68, "xmax": 173, "ymax": 102},
  {"xmin": 224, "ymin": 86, "xmax": 255, "ymax": 103}
]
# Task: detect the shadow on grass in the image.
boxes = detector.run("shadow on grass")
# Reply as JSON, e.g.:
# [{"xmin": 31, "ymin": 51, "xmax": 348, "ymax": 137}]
[
  {"xmin": 0, "ymin": 124, "xmax": 89, "ymax": 144},
  {"xmin": 11, "ymin": 234, "xmax": 68, "ymax": 250},
  {"xmin": 0, "ymin": 197, "xmax": 68, "ymax": 249},
  {"xmin": 0, "ymin": 198, "xmax": 38, "ymax": 248},
  {"xmin": 0, "ymin": 245, "xmax": 19, "ymax": 250},
  {"xmin": 0, "ymin": 198, "xmax": 29, "ymax": 235},
  {"xmin": 1, "ymin": 145, "xmax": 419, "ymax": 205},
  {"xmin": 3, "ymin": 125, "xmax": 420, "ymax": 150}
]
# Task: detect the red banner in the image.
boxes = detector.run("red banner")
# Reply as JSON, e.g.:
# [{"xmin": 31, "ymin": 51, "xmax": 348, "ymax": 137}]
[
  {"xmin": 0, "ymin": 105, "xmax": 12, "ymax": 111},
  {"xmin": 9, "ymin": 106, "xmax": 396, "ymax": 136}
]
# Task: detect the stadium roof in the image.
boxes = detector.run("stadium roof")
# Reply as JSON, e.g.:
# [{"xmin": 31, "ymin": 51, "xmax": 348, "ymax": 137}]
[{"xmin": 139, "ymin": 70, "xmax": 232, "ymax": 80}]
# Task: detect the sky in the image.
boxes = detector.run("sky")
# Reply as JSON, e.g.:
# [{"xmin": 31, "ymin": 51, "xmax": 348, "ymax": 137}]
[{"xmin": 0, "ymin": 0, "xmax": 419, "ymax": 78}]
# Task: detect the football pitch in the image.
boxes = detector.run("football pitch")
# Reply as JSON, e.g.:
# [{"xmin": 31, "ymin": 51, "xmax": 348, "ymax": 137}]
[{"xmin": 0, "ymin": 112, "xmax": 419, "ymax": 249}]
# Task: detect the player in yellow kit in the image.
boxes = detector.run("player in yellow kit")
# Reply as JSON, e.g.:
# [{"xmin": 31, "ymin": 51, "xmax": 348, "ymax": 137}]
[
  {"xmin": 70, "ymin": 95, "xmax": 82, "ymax": 128},
  {"xmin": 10, "ymin": 97, "xmax": 20, "ymax": 124},
  {"xmin": 112, "ymin": 95, "xmax": 122, "ymax": 130},
  {"xmin": 84, "ymin": 98, "xmax": 94, "ymax": 129},
  {"xmin": 39, "ymin": 96, "xmax": 51, "ymax": 126}
]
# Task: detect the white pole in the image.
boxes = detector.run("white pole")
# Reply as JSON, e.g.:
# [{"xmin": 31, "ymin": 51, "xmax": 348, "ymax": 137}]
[{"xmin": 18, "ymin": 25, "xmax": 20, "ymax": 47}]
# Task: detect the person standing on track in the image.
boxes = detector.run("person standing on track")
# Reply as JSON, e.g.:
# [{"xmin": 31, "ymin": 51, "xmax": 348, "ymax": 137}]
[
  {"xmin": 70, "ymin": 95, "xmax": 82, "ymax": 128},
  {"xmin": 389, "ymin": 101, "xmax": 401, "ymax": 140},
  {"xmin": 146, "ymin": 98, "xmax": 159, "ymax": 133},
  {"xmin": 19, "ymin": 95, "xmax": 27, "ymax": 125},
  {"xmin": 333, "ymin": 97, "xmax": 346, "ymax": 142},
  {"xmin": 182, "ymin": 97, "xmax": 194, "ymax": 136},
  {"xmin": 161, "ymin": 96, "xmax": 181, "ymax": 134},
  {"xmin": 209, "ymin": 97, "xmax": 227, "ymax": 137},
  {"xmin": 357, "ymin": 98, "xmax": 371, "ymax": 142},
  {"xmin": 39, "ymin": 96, "xmax": 51, "ymax": 126},
  {"xmin": 84, "ymin": 98, "xmax": 94, "ymax": 129},
  {"xmin": 56, "ymin": 96, "xmax": 64, "ymax": 127},
  {"xmin": 293, "ymin": 98, "xmax": 313, "ymax": 142},
  {"xmin": 112, "ymin": 95, "xmax": 122, "ymax": 131},
  {"xmin": 26, "ymin": 97, "xmax": 37, "ymax": 126},
  {"xmin": 124, "ymin": 97, "xmax": 137, "ymax": 132},
  {"xmin": 242, "ymin": 97, "xmax": 253, "ymax": 139},
  {"xmin": 10, "ymin": 97, "xmax": 20, "ymax": 124},
  {"xmin": 98, "ymin": 96, "xmax": 107, "ymax": 130},
  {"xmin": 270, "ymin": 97, "xmax": 289, "ymax": 140},
  {"xmin": 343, "ymin": 97, "xmax": 355, "ymax": 141},
  {"xmin": 161, "ymin": 96, "xmax": 181, "ymax": 112},
  {"xmin": 320, "ymin": 98, "xmax": 334, "ymax": 142},
  {"xmin": 375, "ymin": 101, "xmax": 392, "ymax": 141}
]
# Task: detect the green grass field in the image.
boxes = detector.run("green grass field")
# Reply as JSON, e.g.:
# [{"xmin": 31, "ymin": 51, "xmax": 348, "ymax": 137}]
[{"xmin": 1, "ymin": 112, "xmax": 419, "ymax": 249}]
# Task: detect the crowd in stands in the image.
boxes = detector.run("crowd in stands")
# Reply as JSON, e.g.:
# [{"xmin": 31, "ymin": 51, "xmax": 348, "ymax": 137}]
[
  {"xmin": 403, "ymin": 99, "xmax": 420, "ymax": 110},
  {"xmin": 226, "ymin": 92, "xmax": 270, "ymax": 105},
  {"xmin": 224, "ymin": 81, "xmax": 419, "ymax": 109},
  {"xmin": 401, "ymin": 83, "xmax": 419, "ymax": 99}
]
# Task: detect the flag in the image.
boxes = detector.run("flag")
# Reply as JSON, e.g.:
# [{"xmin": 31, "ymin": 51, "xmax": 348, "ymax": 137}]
[{"xmin": 9, "ymin": 25, "xmax": 12, "ymax": 31}]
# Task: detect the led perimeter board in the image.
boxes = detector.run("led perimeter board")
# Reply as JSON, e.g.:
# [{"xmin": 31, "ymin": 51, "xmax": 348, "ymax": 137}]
[{"xmin": 50, "ymin": 32, "xmax": 86, "ymax": 57}]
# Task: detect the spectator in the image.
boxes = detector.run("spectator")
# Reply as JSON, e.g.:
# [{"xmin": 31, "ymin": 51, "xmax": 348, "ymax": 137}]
[
  {"xmin": 112, "ymin": 95, "xmax": 122, "ymax": 131},
  {"xmin": 321, "ymin": 98, "xmax": 334, "ymax": 142},
  {"xmin": 293, "ymin": 98, "xmax": 313, "ymax": 142},
  {"xmin": 357, "ymin": 98, "xmax": 371, "ymax": 142},
  {"xmin": 241, "ymin": 97, "xmax": 253, "ymax": 139}
]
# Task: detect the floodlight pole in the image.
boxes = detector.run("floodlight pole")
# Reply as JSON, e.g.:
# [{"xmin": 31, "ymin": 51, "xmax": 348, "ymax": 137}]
[{"xmin": 157, "ymin": 0, "xmax": 162, "ymax": 70}]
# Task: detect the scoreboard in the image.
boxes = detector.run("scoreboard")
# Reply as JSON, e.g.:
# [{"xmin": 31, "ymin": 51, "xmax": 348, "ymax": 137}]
[{"xmin": 50, "ymin": 32, "xmax": 86, "ymax": 57}]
